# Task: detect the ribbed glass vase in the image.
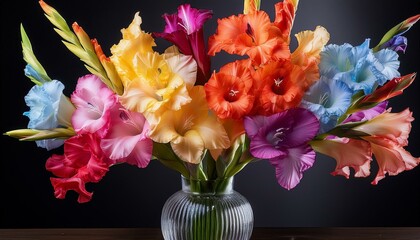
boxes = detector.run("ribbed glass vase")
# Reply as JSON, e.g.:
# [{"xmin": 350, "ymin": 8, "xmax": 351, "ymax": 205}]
[{"xmin": 161, "ymin": 176, "xmax": 254, "ymax": 240}]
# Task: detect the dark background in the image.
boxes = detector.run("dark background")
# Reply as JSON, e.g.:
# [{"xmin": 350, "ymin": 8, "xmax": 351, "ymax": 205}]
[{"xmin": 1, "ymin": 0, "xmax": 419, "ymax": 228}]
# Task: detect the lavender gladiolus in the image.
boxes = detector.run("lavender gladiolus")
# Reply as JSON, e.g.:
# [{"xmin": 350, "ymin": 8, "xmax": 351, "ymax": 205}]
[
  {"xmin": 244, "ymin": 108, "xmax": 320, "ymax": 190},
  {"xmin": 381, "ymin": 36, "xmax": 408, "ymax": 53}
]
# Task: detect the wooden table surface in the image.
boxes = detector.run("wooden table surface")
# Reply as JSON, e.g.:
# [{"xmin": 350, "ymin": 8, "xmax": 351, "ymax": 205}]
[{"xmin": 1, "ymin": 228, "xmax": 420, "ymax": 240}]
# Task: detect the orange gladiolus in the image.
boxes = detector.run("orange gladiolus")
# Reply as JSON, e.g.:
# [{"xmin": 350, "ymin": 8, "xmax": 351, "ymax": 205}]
[
  {"xmin": 252, "ymin": 59, "xmax": 305, "ymax": 115},
  {"xmin": 208, "ymin": 6, "xmax": 290, "ymax": 65},
  {"xmin": 204, "ymin": 60, "xmax": 255, "ymax": 120},
  {"xmin": 273, "ymin": 0, "xmax": 297, "ymax": 43}
]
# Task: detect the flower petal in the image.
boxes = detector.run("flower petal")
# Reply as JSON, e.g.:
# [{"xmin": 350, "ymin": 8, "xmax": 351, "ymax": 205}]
[
  {"xmin": 269, "ymin": 144, "xmax": 316, "ymax": 190},
  {"xmin": 311, "ymin": 137, "xmax": 372, "ymax": 178},
  {"xmin": 171, "ymin": 130, "xmax": 205, "ymax": 164},
  {"xmin": 365, "ymin": 136, "xmax": 420, "ymax": 185},
  {"xmin": 354, "ymin": 108, "xmax": 414, "ymax": 146},
  {"xmin": 50, "ymin": 177, "xmax": 93, "ymax": 203},
  {"xmin": 101, "ymin": 135, "xmax": 143, "ymax": 161}
]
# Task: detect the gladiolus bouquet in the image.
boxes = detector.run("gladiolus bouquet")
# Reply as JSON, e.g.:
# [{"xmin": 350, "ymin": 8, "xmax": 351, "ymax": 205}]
[{"xmin": 5, "ymin": 0, "xmax": 420, "ymax": 205}]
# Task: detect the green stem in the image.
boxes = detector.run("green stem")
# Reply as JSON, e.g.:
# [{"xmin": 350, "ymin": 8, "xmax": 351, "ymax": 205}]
[{"xmin": 186, "ymin": 177, "xmax": 233, "ymax": 195}]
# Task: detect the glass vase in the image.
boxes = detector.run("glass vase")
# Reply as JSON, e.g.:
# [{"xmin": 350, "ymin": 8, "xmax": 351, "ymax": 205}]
[{"xmin": 161, "ymin": 176, "xmax": 254, "ymax": 240}]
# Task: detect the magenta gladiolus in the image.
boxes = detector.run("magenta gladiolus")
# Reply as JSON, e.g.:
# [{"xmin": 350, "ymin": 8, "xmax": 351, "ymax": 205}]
[
  {"xmin": 153, "ymin": 4, "xmax": 213, "ymax": 85},
  {"xmin": 244, "ymin": 108, "xmax": 319, "ymax": 190}
]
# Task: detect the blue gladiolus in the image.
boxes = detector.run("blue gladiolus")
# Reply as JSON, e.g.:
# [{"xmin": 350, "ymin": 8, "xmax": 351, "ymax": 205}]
[
  {"xmin": 300, "ymin": 76, "xmax": 353, "ymax": 133},
  {"xmin": 319, "ymin": 39, "xmax": 400, "ymax": 95},
  {"xmin": 23, "ymin": 79, "xmax": 74, "ymax": 150}
]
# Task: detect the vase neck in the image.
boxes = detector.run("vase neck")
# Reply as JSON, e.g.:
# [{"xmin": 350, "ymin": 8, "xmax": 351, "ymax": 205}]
[{"xmin": 181, "ymin": 176, "xmax": 234, "ymax": 195}]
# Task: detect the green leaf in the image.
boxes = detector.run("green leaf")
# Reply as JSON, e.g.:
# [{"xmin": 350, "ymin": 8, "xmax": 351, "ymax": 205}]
[
  {"xmin": 152, "ymin": 142, "xmax": 189, "ymax": 177},
  {"xmin": 20, "ymin": 24, "xmax": 51, "ymax": 84},
  {"xmin": 325, "ymin": 121, "xmax": 370, "ymax": 139},
  {"xmin": 39, "ymin": 0, "xmax": 121, "ymax": 94},
  {"xmin": 224, "ymin": 135, "xmax": 255, "ymax": 178},
  {"xmin": 4, "ymin": 127, "xmax": 75, "ymax": 141}
]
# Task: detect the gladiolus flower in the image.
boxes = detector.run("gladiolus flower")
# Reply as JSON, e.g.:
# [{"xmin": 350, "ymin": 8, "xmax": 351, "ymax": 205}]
[
  {"xmin": 244, "ymin": 108, "xmax": 319, "ymax": 190},
  {"xmin": 300, "ymin": 76, "xmax": 353, "ymax": 133},
  {"xmin": 291, "ymin": 26, "xmax": 330, "ymax": 80},
  {"xmin": 319, "ymin": 39, "xmax": 400, "ymax": 95},
  {"xmin": 153, "ymin": 4, "xmax": 213, "ymax": 85},
  {"xmin": 208, "ymin": 3, "xmax": 290, "ymax": 65},
  {"xmin": 311, "ymin": 137, "xmax": 372, "ymax": 178},
  {"xmin": 150, "ymin": 86, "xmax": 230, "ymax": 164},
  {"xmin": 337, "ymin": 108, "xmax": 419, "ymax": 184},
  {"xmin": 71, "ymin": 74, "xmax": 118, "ymax": 137},
  {"xmin": 100, "ymin": 107, "xmax": 153, "ymax": 168},
  {"xmin": 110, "ymin": 13, "xmax": 156, "ymax": 89},
  {"xmin": 382, "ymin": 36, "xmax": 408, "ymax": 53},
  {"xmin": 110, "ymin": 13, "xmax": 197, "ymax": 122},
  {"xmin": 359, "ymin": 73, "xmax": 416, "ymax": 105},
  {"xmin": 354, "ymin": 108, "xmax": 413, "ymax": 146},
  {"xmin": 24, "ymin": 78, "xmax": 75, "ymax": 150},
  {"xmin": 252, "ymin": 60, "xmax": 305, "ymax": 115},
  {"xmin": 46, "ymin": 133, "xmax": 112, "ymax": 203},
  {"xmin": 273, "ymin": 0, "xmax": 298, "ymax": 43},
  {"xmin": 364, "ymin": 136, "xmax": 420, "ymax": 184},
  {"xmin": 204, "ymin": 60, "xmax": 255, "ymax": 119}
]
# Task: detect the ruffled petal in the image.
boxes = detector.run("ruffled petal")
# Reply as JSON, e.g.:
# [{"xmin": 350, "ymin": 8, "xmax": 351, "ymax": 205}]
[
  {"xmin": 165, "ymin": 54, "xmax": 197, "ymax": 89},
  {"xmin": 292, "ymin": 26, "xmax": 330, "ymax": 68},
  {"xmin": 354, "ymin": 108, "xmax": 413, "ymax": 146},
  {"xmin": 365, "ymin": 136, "xmax": 420, "ymax": 185},
  {"xmin": 269, "ymin": 144, "xmax": 316, "ymax": 190},
  {"xmin": 50, "ymin": 177, "xmax": 93, "ymax": 203},
  {"xmin": 250, "ymin": 135, "xmax": 286, "ymax": 159},
  {"xmin": 311, "ymin": 138, "xmax": 372, "ymax": 178}
]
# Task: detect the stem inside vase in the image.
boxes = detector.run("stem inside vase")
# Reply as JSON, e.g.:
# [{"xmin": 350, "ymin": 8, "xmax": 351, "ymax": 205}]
[{"xmin": 182, "ymin": 176, "xmax": 233, "ymax": 195}]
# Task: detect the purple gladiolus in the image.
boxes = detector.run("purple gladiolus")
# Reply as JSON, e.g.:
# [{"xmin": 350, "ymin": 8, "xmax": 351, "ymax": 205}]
[
  {"xmin": 153, "ymin": 4, "xmax": 213, "ymax": 85},
  {"xmin": 381, "ymin": 35, "xmax": 407, "ymax": 53},
  {"xmin": 244, "ymin": 108, "xmax": 320, "ymax": 190}
]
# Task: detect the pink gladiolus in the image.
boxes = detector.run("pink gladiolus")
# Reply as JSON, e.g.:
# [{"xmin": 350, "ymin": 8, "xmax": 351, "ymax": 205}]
[
  {"xmin": 355, "ymin": 108, "xmax": 414, "ymax": 146},
  {"xmin": 314, "ymin": 107, "xmax": 419, "ymax": 184},
  {"xmin": 100, "ymin": 106, "xmax": 153, "ymax": 168},
  {"xmin": 45, "ymin": 133, "xmax": 112, "ymax": 203},
  {"xmin": 353, "ymin": 108, "xmax": 420, "ymax": 184},
  {"xmin": 71, "ymin": 74, "xmax": 118, "ymax": 137},
  {"xmin": 364, "ymin": 136, "xmax": 420, "ymax": 185},
  {"xmin": 311, "ymin": 137, "xmax": 372, "ymax": 178}
]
